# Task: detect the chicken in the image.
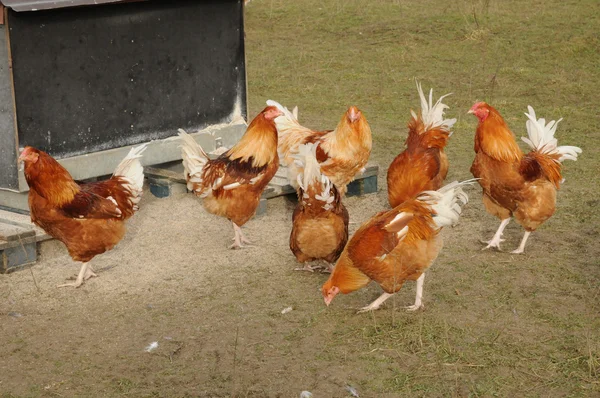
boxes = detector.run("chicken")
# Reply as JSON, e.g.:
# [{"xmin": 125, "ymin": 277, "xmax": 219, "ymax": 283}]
[
  {"xmin": 387, "ymin": 82, "xmax": 456, "ymax": 208},
  {"xmin": 179, "ymin": 106, "xmax": 282, "ymax": 249},
  {"xmin": 289, "ymin": 143, "xmax": 349, "ymax": 272},
  {"xmin": 469, "ymin": 103, "xmax": 582, "ymax": 253},
  {"xmin": 322, "ymin": 180, "xmax": 472, "ymax": 312},
  {"xmin": 266, "ymin": 99, "xmax": 372, "ymax": 195},
  {"xmin": 19, "ymin": 145, "xmax": 146, "ymax": 288}
]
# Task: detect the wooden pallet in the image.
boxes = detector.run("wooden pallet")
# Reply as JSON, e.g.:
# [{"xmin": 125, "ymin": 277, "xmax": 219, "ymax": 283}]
[
  {"xmin": 144, "ymin": 161, "xmax": 273, "ymax": 216},
  {"xmin": 145, "ymin": 161, "xmax": 379, "ymax": 217},
  {"xmin": 265, "ymin": 163, "xmax": 379, "ymax": 198}
]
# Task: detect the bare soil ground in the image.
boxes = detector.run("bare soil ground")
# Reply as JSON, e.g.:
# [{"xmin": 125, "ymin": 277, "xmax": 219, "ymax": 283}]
[{"xmin": 2, "ymin": 0, "xmax": 600, "ymax": 397}]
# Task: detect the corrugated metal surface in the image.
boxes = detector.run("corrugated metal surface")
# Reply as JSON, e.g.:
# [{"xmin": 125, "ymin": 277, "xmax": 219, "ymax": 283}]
[{"xmin": 2, "ymin": 0, "xmax": 122, "ymax": 12}]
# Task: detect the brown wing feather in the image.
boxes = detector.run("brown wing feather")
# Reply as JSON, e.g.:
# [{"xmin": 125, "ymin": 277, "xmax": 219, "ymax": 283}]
[
  {"xmin": 327, "ymin": 200, "xmax": 439, "ymax": 295},
  {"xmin": 60, "ymin": 190, "xmax": 122, "ymax": 219},
  {"xmin": 202, "ymin": 157, "xmax": 279, "ymax": 226},
  {"xmin": 28, "ymin": 190, "xmax": 126, "ymax": 262},
  {"xmin": 347, "ymin": 210, "xmax": 405, "ymax": 262},
  {"xmin": 78, "ymin": 177, "xmax": 138, "ymax": 219}
]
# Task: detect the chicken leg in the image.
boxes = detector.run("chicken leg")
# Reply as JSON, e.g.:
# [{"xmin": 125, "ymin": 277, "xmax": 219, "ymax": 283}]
[
  {"xmin": 357, "ymin": 292, "xmax": 394, "ymax": 313},
  {"xmin": 57, "ymin": 262, "xmax": 97, "ymax": 288},
  {"xmin": 482, "ymin": 218, "xmax": 510, "ymax": 250},
  {"xmin": 511, "ymin": 231, "xmax": 531, "ymax": 254},
  {"xmin": 404, "ymin": 273, "xmax": 425, "ymax": 311},
  {"xmin": 229, "ymin": 222, "xmax": 253, "ymax": 249}
]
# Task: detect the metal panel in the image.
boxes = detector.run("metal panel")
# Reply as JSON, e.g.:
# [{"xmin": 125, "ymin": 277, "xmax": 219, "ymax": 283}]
[
  {"xmin": 8, "ymin": 0, "xmax": 246, "ymax": 159},
  {"xmin": 16, "ymin": 122, "xmax": 247, "ymax": 190},
  {"xmin": 1, "ymin": 0, "xmax": 123, "ymax": 12},
  {"xmin": 0, "ymin": 25, "xmax": 19, "ymax": 190}
]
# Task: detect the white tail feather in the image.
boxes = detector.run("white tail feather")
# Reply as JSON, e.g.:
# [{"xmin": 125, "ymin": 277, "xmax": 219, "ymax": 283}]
[
  {"xmin": 113, "ymin": 144, "xmax": 147, "ymax": 207},
  {"xmin": 411, "ymin": 81, "xmax": 456, "ymax": 132},
  {"xmin": 292, "ymin": 143, "xmax": 335, "ymax": 209},
  {"xmin": 522, "ymin": 106, "xmax": 582, "ymax": 162},
  {"xmin": 178, "ymin": 129, "xmax": 209, "ymax": 192},
  {"xmin": 418, "ymin": 179, "xmax": 476, "ymax": 229}
]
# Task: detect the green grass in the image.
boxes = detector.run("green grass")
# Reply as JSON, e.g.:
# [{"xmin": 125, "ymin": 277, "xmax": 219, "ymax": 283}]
[{"xmin": 244, "ymin": 0, "xmax": 600, "ymax": 396}]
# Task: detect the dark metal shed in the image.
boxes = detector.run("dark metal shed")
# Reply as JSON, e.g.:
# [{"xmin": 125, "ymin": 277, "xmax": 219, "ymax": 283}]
[
  {"xmin": 0, "ymin": 0, "xmax": 248, "ymax": 211},
  {"xmin": 1, "ymin": 0, "xmax": 123, "ymax": 12}
]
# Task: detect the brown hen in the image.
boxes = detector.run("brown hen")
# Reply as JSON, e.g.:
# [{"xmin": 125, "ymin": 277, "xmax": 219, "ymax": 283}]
[
  {"xmin": 469, "ymin": 103, "xmax": 581, "ymax": 253},
  {"xmin": 20, "ymin": 145, "xmax": 146, "ymax": 288},
  {"xmin": 179, "ymin": 106, "xmax": 282, "ymax": 248},
  {"xmin": 289, "ymin": 143, "xmax": 349, "ymax": 272},
  {"xmin": 387, "ymin": 82, "xmax": 456, "ymax": 208}
]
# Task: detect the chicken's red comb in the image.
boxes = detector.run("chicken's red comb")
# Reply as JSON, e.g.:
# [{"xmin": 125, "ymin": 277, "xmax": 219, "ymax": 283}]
[
  {"xmin": 19, "ymin": 146, "xmax": 35, "ymax": 157},
  {"xmin": 470, "ymin": 102, "xmax": 487, "ymax": 112},
  {"xmin": 18, "ymin": 146, "xmax": 39, "ymax": 161}
]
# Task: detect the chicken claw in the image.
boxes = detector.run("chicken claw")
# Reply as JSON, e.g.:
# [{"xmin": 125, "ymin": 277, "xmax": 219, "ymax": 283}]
[
  {"xmin": 481, "ymin": 218, "xmax": 510, "ymax": 251},
  {"xmin": 229, "ymin": 223, "xmax": 254, "ymax": 249},
  {"xmin": 295, "ymin": 262, "xmax": 332, "ymax": 273},
  {"xmin": 404, "ymin": 303, "xmax": 424, "ymax": 312},
  {"xmin": 57, "ymin": 262, "xmax": 96, "ymax": 288},
  {"xmin": 481, "ymin": 238, "xmax": 504, "ymax": 251},
  {"xmin": 294, "ymin": 264, "xmax": 316, "ymax": 272},
  {"xmin": 229, "ymin": 240, "xmax": 254, "ymax": 250}
]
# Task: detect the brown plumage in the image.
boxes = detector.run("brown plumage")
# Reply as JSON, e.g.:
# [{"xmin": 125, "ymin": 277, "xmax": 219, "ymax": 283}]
[
  {"xmin": 469, "ymin": 102, "xmax": 582, "ymax": 253},
  {"xmin": 180, "ymin": 106, "xmax": 282, "ymax": 248},
  {"xmin": 267, "ymin": 100, "xmax": 372, "ymax": 195},
  {"xmin": 19, "ymin": 145, "xmax": 146, "ymax": 288},
  {"xmin": 322, "ymin": 181, "xmax": 471, "ymax": 312},
  {"xmin": 387, "ymin": 83, "xmax": 456, "ymax": 208},
  {"xmin": 289, "ymin": 143, "xmax": 349, "ymax": 272}
]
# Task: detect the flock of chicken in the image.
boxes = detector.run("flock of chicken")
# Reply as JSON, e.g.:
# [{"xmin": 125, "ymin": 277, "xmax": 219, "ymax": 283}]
[{"xmin": 18, "ymin": 82, "xmax": 581, "ymax": 313}]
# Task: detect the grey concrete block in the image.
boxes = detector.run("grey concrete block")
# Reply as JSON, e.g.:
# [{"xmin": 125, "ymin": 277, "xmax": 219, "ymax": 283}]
[
  {"xmin": 1, "ymin": 242, "xmax": 37, "ymax": 273},
  {"xmin": 148, "ymin": 177, "xmax": 188, "ymax": 198},
  {"xmin": 347, "ymin": 175, "xmax": 378, "ymax": 197},
  {"xmin": 255, "ymin": 198, "xmax": 267, "ymax": 217},
  {"xmin": 362, "ymin": 175, "xmax": 378, "ymax": 194}
]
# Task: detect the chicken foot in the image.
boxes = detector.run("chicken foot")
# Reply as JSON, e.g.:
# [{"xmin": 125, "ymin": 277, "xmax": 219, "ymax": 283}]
[
  {"xmin": 57, "ymin": 262, "xmax": 97, "ymax": 288},
  {"xmin": 357, "ymin": 274, "xmax": 426, "ymax": 313},
  {"xmin": 357, "ymin": 292, "xmax": 394, "ymax": 313},
  {"xmin": 511, "ymin": 231, "xmax": 531, "ymax": 254},
  {"xmin": 296, "ymin": 261, "xmax": 333, "ymax": 273},
  {"xmin": 482, "ymin": 218, "xmax": 510, "ymax": 250},
  {"xmin": 294, "ymin": 263, "xmax": 318, "ymax": 272},
  {"xmin": 404, "ymin": 273, "xmax": 425, "ymax": 311},
  {"xmin": 229, "ymin": 223, "xmax": 253, "ymax": 249}
]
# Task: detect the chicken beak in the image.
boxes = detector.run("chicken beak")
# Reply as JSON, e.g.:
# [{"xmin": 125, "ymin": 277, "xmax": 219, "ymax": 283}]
[
  {"xmin": 467, "ymin": 109, "xmax": 475, "ymax": 115},
  {"xmin": 323, "ymin": 296, "xmax": 332, "ymax": 307}
]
